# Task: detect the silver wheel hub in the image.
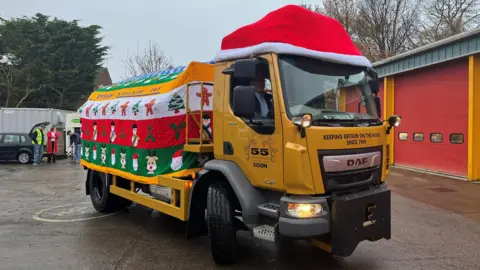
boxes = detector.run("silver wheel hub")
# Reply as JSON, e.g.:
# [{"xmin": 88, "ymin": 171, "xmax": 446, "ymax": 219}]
[{"xmin": 19, "ymin": 153, "xmax": 29, "ymax": 163}]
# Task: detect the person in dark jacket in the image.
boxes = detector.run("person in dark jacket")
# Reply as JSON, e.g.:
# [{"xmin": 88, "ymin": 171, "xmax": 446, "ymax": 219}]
[
  {"xmin": 67, "ymin": 130, "xmax": 82, "ymax": 164},
  {"xmin": 251, "ymin": 75, "xmax": 274, "ymax": 119}
]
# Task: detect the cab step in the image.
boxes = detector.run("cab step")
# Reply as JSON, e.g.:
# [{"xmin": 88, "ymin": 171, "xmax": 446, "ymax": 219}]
[
  {"xmin": 252, "ymin": 225, "xmax": 275, "ymax": 242},
  {"xmin": 257, "ymin": 203, "xmax": 279, "ymax": 218}
]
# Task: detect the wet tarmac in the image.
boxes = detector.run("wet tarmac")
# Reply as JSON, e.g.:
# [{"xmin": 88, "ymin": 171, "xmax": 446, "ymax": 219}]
[{"xmin": 0, "ymin": 162, "xmax": 479, "ymax": 269}]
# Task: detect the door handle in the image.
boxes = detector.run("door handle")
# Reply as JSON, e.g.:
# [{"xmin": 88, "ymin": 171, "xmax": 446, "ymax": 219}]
[{"xmin": 228, "ymin": 122, "xmax": 237, "ymax": 126}]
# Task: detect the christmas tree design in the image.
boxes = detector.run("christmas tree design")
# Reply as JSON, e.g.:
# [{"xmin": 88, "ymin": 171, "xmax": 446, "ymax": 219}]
[
  {"xmin": 168, "ymin": 93, "xmax": 185, "ymax": 114},
  {"xmin": 170, "ymin": 122, "xmax": 185, "ymax": 141},
  {"xmin": 93, "ymin": 104, "xmax": 101, "ymax": 116},
  {"xmin": 110, "ymin": 101, "xmax": 120, "ymax": 114},
  {"xmin": 132, "ymin": 100, "xmax": 142, "ymax": 116}
]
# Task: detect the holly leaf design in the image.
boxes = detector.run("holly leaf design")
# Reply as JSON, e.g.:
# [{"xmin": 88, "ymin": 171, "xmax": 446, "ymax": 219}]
[
  {"xmin": 145, "ymin": 125, "xmax": 156, "ymax": 142},
  {"xmin": 101, "ymin": 125, "xmax": 107, "ymax": 137},
  {"xmin": 170, "ymin": 121, "xmax": 186, "ymax": 141},
  {"xmin": 120, "ymin": 126, "xmax": 127, "ymax": 138}
]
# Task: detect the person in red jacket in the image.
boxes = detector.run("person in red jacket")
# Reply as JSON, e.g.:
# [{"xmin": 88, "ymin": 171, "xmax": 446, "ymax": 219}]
[{"xmin": 46, "ymin": 127, "xmax": 60, "ymax": 163}]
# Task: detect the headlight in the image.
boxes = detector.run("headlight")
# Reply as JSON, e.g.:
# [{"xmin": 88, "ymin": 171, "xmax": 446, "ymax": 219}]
[{"xmin": 287, "ymin": 203, "xmax": 323, "ymax": 218}]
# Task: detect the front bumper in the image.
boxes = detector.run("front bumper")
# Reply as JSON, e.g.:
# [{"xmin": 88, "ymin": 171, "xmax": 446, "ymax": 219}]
[{"xmin": 278, "ymin": 184, "xmax": 391, "ymax": 256}]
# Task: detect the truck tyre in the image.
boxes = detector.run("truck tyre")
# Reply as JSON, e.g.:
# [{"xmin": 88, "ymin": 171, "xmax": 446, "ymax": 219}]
[
  {"xmin": 206, "ymin": 180, "xmax": 237, "ymax": 265},
  {"xmin": 89, "ymin": 171, "xmax": 125, "ymax": 213}
]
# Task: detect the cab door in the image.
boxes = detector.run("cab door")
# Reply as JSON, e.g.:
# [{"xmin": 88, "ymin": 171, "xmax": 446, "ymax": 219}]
[{"xmin": 222, "ymin": 54, "xmax": 284, "ymax": 190}]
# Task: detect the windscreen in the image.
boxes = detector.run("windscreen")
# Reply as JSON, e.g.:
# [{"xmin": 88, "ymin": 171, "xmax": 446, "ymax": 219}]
[{"xmin": 278, "ymin": 55, "xmax": 381, "ymax": 126}]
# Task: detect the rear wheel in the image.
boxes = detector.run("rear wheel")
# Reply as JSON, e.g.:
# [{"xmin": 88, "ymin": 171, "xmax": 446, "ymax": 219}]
[
  {"xmin": 17, "ymin": 152, "xmax": 31, "ymax": 164},
  {"xmin": 206, "ymin": 180, "xmax": 237, "ymax": 265},
  {"xmin": 88, "ymin": 171, "xmax": 128, "ymax": 213}
]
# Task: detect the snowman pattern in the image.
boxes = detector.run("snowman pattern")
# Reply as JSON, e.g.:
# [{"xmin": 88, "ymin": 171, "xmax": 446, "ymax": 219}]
[
  {"xmin": 110, "ymin": 121, "xmax": 117, "ymax": 143},
  {"xmin": 92, "ymin": 122, "xmax": 98, "ymax": 141},
  {"xmin": 131, "ymin": 123, "xmax": 139, "ymax": 147}
]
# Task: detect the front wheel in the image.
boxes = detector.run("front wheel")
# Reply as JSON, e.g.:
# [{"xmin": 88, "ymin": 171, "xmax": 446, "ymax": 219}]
[
  {"xmin": 88, "ymin": 171, "xmax": 127, "ymax": 213},
  {"xmin": 17, "ymin": 152, "xmax": 31, "ymax": 164},
  {"xmin": 206, "ymin": 180, "xmax": 237, "ymax": 265}
]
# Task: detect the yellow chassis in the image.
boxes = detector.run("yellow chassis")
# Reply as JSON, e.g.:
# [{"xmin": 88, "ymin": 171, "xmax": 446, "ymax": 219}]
[
  {"xmin": 83, "ymin": 161, "xmax": 192, "ymax": 221},
  {"xmin": 109, "ymin": 175, "xmax": 192, "ymax": 221}
]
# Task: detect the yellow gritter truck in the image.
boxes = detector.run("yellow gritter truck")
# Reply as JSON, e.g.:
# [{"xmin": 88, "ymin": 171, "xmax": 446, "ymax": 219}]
[{"xmin": 78, "ymin": 5, "xmax": 401, "ymax": 265}]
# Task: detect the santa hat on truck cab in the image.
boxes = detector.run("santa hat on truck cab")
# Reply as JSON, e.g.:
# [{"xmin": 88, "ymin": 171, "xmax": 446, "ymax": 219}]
[{"xmin": 214, "ymin": 5, "xmax": 371, "ymax": 67}]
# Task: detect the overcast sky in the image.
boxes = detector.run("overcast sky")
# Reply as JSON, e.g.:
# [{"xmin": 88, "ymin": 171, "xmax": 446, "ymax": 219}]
[{"xmin": 1, "ymin": 0, "xmax": 323, "ymax": 83}]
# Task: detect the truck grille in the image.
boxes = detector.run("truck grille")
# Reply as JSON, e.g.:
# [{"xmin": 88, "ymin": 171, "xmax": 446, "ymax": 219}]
[{"xmin": 318, "ymin": 146, "xmax": 383, "ymax": 193}]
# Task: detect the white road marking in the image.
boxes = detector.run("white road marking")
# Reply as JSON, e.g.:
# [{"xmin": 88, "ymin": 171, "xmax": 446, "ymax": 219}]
[{"xmin": 33, "ymin": 202, "xmax": 120, "ymax": 223}]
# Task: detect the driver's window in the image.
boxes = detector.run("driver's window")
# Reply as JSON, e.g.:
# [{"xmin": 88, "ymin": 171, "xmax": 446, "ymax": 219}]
[
  {"xmin": 229, "ymin": 68, "xmax": 275, "ymax": 121},
  {"xmin": 229, "ymin": 63, "xmax": 275, "ymax": 135}
]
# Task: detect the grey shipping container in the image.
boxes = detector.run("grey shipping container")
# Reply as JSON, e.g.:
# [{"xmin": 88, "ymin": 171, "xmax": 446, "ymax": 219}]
[{"xmin": 0, "ymin": 108, "xmax": 76, "ymax": 156}]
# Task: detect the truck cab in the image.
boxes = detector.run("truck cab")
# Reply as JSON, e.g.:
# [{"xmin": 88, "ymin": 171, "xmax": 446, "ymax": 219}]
[{"xmin": 187, "ymin": 52, "xmax": 400, "ymax": 264}]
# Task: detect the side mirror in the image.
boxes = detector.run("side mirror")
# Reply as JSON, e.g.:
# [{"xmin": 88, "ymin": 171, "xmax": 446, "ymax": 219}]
[
  {"xmin": 222, "ymin": 58, "xmax": 269, "ymax": 80},
  {"xmin": 385, "ymin": 115, "xmax": 401, "ymax": 134},
  {"xmin": 232, "ymin": 85, "xmax": 256, "ymax": 119},
  {"xmin": 374, "ymin": 95, "xmax": 381, "ymax": 118},
  {"xmin": 366, "ymin": 67, "xmax": 379, "ymax": 93},
  {"xmin": 292, "ymin": 113, "xmax": 312, "ymax": 138},
  {"xmin": 369, "ymin": 79, "xmax": 379, "ymax": 93}
]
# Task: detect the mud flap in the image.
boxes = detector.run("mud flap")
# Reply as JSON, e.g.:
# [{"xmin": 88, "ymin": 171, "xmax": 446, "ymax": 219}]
[{"xmin": 331, "ymin": 186, "xmax": 391, "ymax": 257}]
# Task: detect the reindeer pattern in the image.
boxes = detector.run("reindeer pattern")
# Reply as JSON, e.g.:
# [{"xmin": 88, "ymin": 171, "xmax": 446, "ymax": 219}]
[
  {"xmin": 84, "ymin": 144, "xmax": 90, "ymax": 159},
  {"xmin": 100, "ymin": 144, "xmax": 107, "ymax": 164},
  {"xmin": 146, "ymin": 150, "xmax": 158, "ymax": 174},
  {"xmin": 120, "ymin": 149, "xmax": 127, "ymax": 169}
]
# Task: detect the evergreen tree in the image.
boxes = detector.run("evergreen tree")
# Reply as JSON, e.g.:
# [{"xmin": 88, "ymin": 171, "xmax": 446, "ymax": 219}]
[{"xmin": 168, "ymin": 93, "xmax": 185, "ymax": 114}]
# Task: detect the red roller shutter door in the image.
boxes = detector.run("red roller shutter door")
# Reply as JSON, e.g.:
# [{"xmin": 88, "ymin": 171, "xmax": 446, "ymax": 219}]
[{"xmin": 393, "ymin": 59, "xmax": 469, "ymax": 176}]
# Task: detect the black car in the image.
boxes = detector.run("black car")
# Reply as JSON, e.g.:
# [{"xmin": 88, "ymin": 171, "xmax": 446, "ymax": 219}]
[
  {"xmin": 0, "ymin": 121, "xmax": 51, "ymax": 164},
  {"xmin": 0, "ymin": 132, "xmax": 34, "ymax": 164}
]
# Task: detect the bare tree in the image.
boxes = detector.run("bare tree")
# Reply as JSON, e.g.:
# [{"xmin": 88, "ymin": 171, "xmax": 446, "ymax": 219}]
[
  {"xmin": 122, "ymin": 40, "xmax": 174, "ymax": 79},
  {"xmin": 301, "ymin": 1, "xmax": 421, "ymax": 62},
  {"xmin": 355, "ymin": 0, "xmax": 421, "ymax": 61},
  {"xmin": 419, "ymin": 0, "xmax": 480, "ymax": 44},
  {"xmin": 321, "ymin": 0, "xmax": 360, "ymax": 36}
]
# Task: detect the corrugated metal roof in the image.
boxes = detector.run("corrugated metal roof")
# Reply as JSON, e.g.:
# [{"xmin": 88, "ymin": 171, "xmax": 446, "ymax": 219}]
[{"xmin": 373, "ymin": 27, "xmax": 480, "ymax": 77}]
